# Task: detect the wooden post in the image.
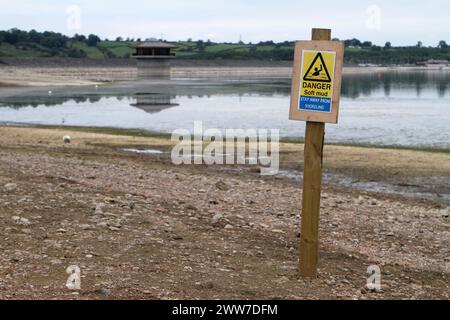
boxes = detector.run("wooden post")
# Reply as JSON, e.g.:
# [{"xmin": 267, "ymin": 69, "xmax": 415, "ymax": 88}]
[{"xmin": 299, "ymin": 28, "xmax": 331, "ymax": 277}]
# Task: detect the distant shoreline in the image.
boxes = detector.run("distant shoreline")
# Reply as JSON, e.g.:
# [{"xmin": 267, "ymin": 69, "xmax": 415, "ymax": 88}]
[{"xmin": 0, "ymin": 58, "xmax": 449, "ymax": 87}]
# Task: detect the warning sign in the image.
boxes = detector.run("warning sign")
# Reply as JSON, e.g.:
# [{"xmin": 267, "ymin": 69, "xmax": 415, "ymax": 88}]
[
  {"xmin": 289, "ymin": 40, "xmax": 344, "ymax": 124},
  {"xmin": 299, "ymin": 50, "xmax": 336, "ymax": 113}
]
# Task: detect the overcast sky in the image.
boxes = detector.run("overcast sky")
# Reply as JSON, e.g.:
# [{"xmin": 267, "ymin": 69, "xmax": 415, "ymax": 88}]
[{"xmin": 0, "ymin": 0, "xmax": 448, "ymax": 46}]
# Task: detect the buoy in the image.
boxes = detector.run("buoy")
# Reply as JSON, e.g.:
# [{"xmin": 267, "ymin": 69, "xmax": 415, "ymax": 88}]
[{"xmin": 48, "ymin": 90, "xmax": 52, "ymax": 96}]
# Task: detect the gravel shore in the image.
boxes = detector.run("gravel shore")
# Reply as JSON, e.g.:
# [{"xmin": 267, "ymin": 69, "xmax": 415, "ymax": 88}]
[{"xmin": 0, "ymin": 126, "xmax": 448, "ymax": 299}]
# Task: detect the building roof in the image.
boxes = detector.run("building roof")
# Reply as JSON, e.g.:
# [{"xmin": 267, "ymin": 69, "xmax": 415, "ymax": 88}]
[{"xmin": 133, "ymin": 41, "xmax": 178, "ymax": 49}]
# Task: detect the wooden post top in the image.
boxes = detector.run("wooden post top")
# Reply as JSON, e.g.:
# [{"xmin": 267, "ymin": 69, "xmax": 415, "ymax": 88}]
[{"xmin": 312, "ymin": 28, "xmax": 331, "ymax": 41}]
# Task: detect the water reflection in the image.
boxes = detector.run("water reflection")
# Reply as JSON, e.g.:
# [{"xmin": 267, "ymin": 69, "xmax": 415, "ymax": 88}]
[
  {"xmin": 0, "ymin": 71, "xmax": 448, "ymax": 148},
  {"xmin": 130, "ymin": 93, "xmax": 179, "ymax": 114},
  {"xmin": 340, "ymin": 71, "xmax": 449, "ymax": 98},
  {"xmin": 1, "ymin": 71, "xmax": 449, "ymax": 110}
]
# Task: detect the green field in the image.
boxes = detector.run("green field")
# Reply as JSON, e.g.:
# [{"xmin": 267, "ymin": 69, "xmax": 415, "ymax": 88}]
[{"xmin": 1, "ymin": 38, "xmax": 449, "ymax": 64}]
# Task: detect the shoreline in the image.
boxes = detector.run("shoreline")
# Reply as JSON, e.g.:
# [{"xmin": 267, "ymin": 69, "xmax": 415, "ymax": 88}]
[
  {"xmin": 0, "ymin": 125, "xmax": 448, "ymax": 299},
  {"xmin": 1, "ymin": 60, "xmax": 448, "ymax": 87},
  {"xmin": 2, "ymin": 123, "xmax": 450, "ymax": 153}
]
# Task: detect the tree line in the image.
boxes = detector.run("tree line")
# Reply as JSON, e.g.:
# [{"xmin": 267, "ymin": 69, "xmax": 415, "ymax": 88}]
[{"xmin": 0, "ymin": 28, "xmax": 449, "ymax": 64}]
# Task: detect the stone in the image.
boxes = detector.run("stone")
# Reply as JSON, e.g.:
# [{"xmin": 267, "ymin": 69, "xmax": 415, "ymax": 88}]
[
  {"xmin": 5, "ymin": 183, "xmax": 17, "ymax": 191},
  {"xmin": 211, "ymin": 213, "xmax": 224, "ymax": 227},
  {"xmin": 185, "ymin": 204, "xmax": 198, "ymax": 211},
  {"xmin": 249, "ymin": 167, "xmax": 261, "ymax": 174},
  {"xmin": 80, "ymin": 224, "xmax": 93, "ymax": 230},
  {"xmin": 215, "ymin": 180, "xmax": 230, "ymax": 191},
  {"xmin": 440, "ymin": 208, "xmax": 449, "ymax": 218},
  {"xmin": 94, "ymin": 203, "xmax": 104, "ymax": 215},
  {"xmin": 50, "ymin": 258, "xmax": 63, "ymax": 265},
  {"xmin": 342, "ymin": 279, "xmax": 351, "ymax": 285},
  {"xmin": 21, "ymin": 229, "xmax": 32, "ymax": 234},
  {"xmin": 275, "ymin": 276, "xmax": 290, "ymax": 284},
  {"xmin": 12, "ymin": 216, "xmax": 31, "ymax": 226},
  {"xmin": 96, "ymin": 287, "xmax": 111, "ymax": 295}
]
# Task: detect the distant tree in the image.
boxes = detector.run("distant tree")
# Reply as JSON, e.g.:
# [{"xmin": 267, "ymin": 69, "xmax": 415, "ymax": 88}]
[
  {"xmin": 361, "ymin": 41, "xmax": 373, "ymax": 48},
  {"xmin": 187, "ymin": 38, "xmax": 192, "ymax": 43},
  {"xmin": 416, "ymin": 41, "xmax": 423, "ymax": 48},
  {"xmin": 136, "ymin": 38, "xmax": 141, "ymax": 42},
  {"xmin": 438, "ymin": 40, "xmax": 448, "ymax": 49},
  {"xmin": 4, "ymin": 29, "xmax": 19, "ymax": 44},
  {"xmin": 115, "ymin": 36, "xmax": 123, "ymax": 42},
  {"xmin": 371, "ymin": 45, "xmax": 382, "ymax": 52},
  {"xmin": 67, "ymin": 48, "xmax": 87, "ymax": 58},
  {"xmin": 86, "ymin": 34, "xmax": 101, "ymax": 46},
  {"xmin": 258, "ymin": 40, "xmax": 274, "ymax": 46},
  {"xmin": 73, "ymin": 34, "xmax": 86, "ymax": 42},
  {"xmin": 28, "ymin": 29, "xmax": 41, "ymax": 43},
  {"xmin": 384, "ymin": 41, "xmax": 392, "ymax": 49},
  {"xmin": 344, "ymin": 38, "xmax": 361, "ymax": 47},
  {"xmin": 196, "ymin": 40, "xmax": 205, "ymax": 52},
  {"xmin": 40, "ymin": 31, "xmax": 67, "ymax": 49}
]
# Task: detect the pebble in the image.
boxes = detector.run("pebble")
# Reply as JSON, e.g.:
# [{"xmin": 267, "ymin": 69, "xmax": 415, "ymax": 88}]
[
  {"xmin": 96, "ymin": 287, "xmax": 111, "ymax": 295},
  {"xmin": 224, "ymin": 224, "xmax": 233, "ymax": 230},
  {"xmin": 50, "ymin": 258, "xmax": 63, "ymax": 265},
  {"xmin": 215, "ymin": 180, "xmax": 230, "ymax": 191},
  {"xmin": 80, "ymin": 224, "xmax": 93, "ymax": 230},
  {"xmin": 94, "ymin": 203, "xmax": 104, "ymax": 215},
  {"xmin": 12, "ymin": 216, "xmax": 31, "ymax": 226},
  {"xmin": 275, "ymin": 276, "xmax": 290, "ymax": 284},
  {"xmin": 342, "ymin": 279, "xmax": 351, "ymax": 285},
  {"xmin": 21, "ymin": 228, "xmax": 32, "ymax": 234},
  {"xmin": 211, "ymin": 213, "xmax": 224, "ymax": 226},
  {"xmin": 5, "ymin": 183, "xmax": 18, "ymax": 191}
]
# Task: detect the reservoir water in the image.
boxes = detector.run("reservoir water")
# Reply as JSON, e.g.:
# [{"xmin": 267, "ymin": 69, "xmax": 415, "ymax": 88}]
[{"xmin": 0, "ymin": 70, "xmax": 449, "ymax": 149}]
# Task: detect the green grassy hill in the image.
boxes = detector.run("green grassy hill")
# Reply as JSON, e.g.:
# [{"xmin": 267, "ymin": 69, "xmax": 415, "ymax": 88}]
[{"xmin": 0, "ymin": 28, "xmax": 449, "ymax": 64}]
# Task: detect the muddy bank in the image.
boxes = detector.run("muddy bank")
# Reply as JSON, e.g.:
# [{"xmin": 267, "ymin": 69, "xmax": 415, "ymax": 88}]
[
  {"xmin": 0, "ymin": 58, "xmax": 443, "ymax": 87},
  {"xmin": 0, "ymin": 126, "xmax": 448, "ymax": 300}
]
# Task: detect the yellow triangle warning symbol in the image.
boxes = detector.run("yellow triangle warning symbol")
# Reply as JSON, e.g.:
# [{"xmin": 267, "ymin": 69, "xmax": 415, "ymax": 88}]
[{"xmin": 303, "ymin": 52, "xmax": 332, "ymax": 83}]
